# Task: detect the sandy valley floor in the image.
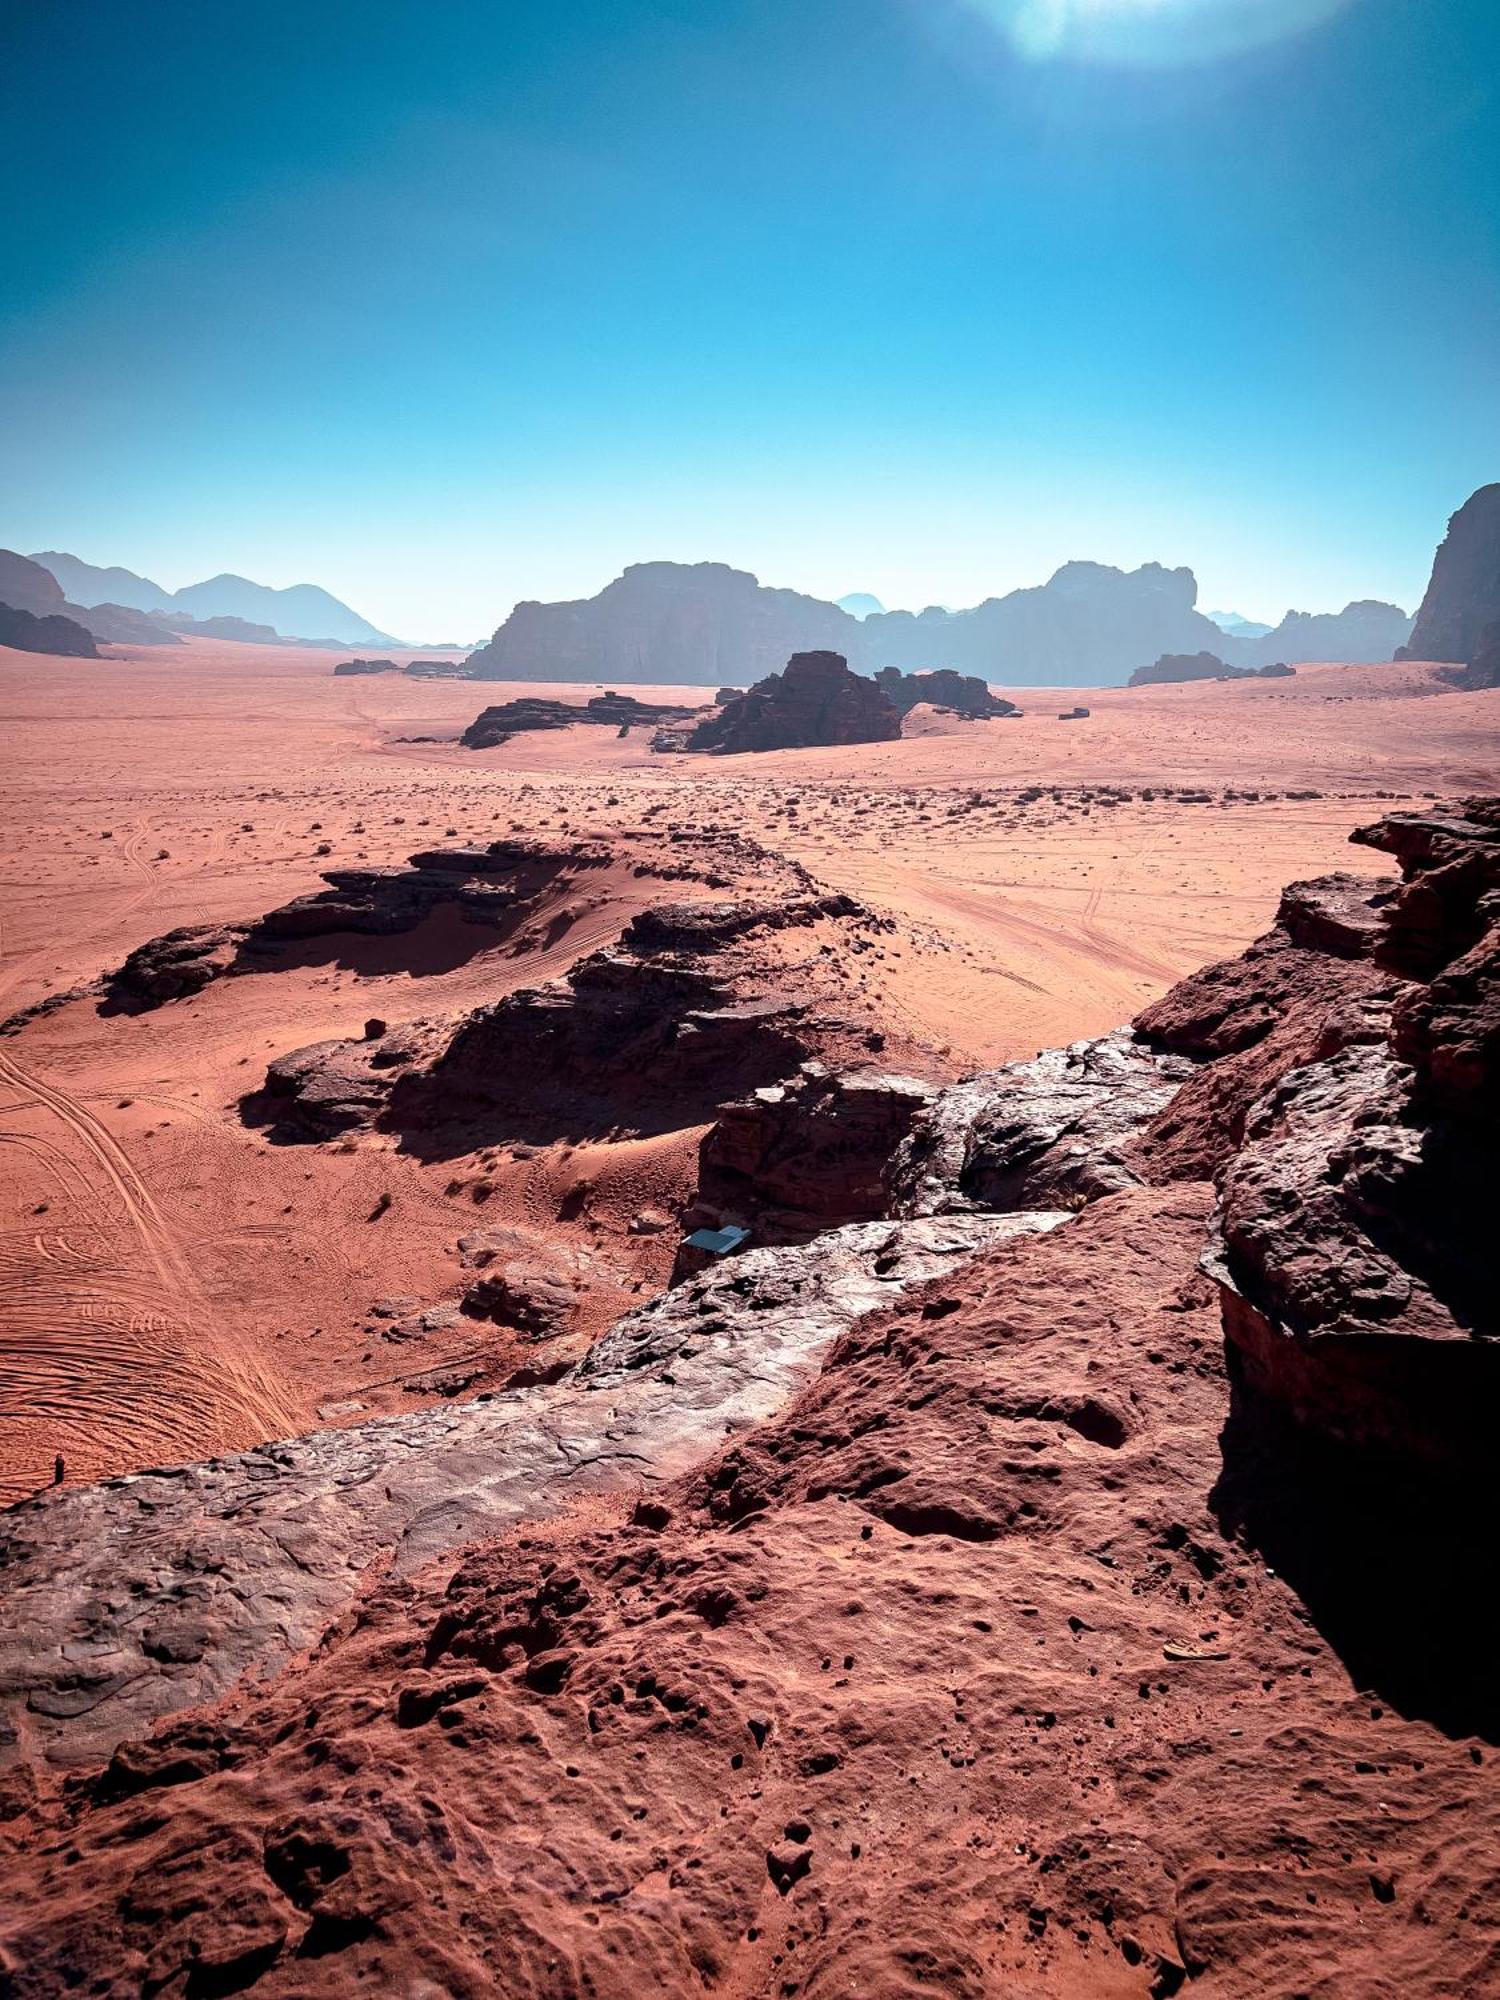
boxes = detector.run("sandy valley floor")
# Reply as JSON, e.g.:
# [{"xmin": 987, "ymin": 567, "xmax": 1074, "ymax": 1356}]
[{"xmin": 1, "ymin": 637, "xmax": 1494, "ymax": 1502}]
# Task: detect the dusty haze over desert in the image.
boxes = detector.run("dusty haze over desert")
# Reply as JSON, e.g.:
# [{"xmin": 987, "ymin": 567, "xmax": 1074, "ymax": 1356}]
[{"xmin": 2, "ymin": 2, "xmax": 1499, "ymax": 1996}]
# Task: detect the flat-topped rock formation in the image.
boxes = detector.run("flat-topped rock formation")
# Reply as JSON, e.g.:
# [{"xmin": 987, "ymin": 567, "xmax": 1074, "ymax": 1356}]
[
  {"xmin": 256, "ymin": 888, "xmax": 882, "ymax": 1148},
  {"xmin": 461, "ymin": 690, "xmax": 704, "ymax": 748},
  {"xmin": 101, "ymin": 838, "xmax": 615, "ymax": 1014}
]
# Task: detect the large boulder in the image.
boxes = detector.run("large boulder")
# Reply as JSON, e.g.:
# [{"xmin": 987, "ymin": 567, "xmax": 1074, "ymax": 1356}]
[{"xmin": 686, "ymin": 651, "xmax": 901, "ymax": 754}]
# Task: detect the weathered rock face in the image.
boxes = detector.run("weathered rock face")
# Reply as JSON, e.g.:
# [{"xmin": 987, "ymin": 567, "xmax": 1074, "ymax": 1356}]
[
  {"xmin": 889, "ymin": 1029, "xmax": 1195, "ymax": 1217},
  {"xmin": 461, "ymin": 691, "xmax": 703, "ymax": 748},
  {"xmin": 684, "ymin": 1062, "xmax": 937, "ymax": 1247},
  {"xmin": 415, "ymin": 945, "xmax": 813, "ymax": 1143},
  {"xmin": 687, "ymin": 651, "xmax": 902, "ymax": 754},
  {"xmin": 1404, "ymin": 482, "xmax": 1500, "ymax": 663},
  {"xmin": 1130, "ymin": 875, "xmax": 1392, "ymax": 1180},
  {"xmin": 1351, "ymin": 797, "xmax": 1500, "ymax": 976},
  {"xmin": 0, "ymin": 1209, "xmax": 1062, "ymax": 1774},
  {"xmin": 871, "ymin": 666, "xmax": 1018, "ymax": 718},
  {"xmin": 1444, "ymin": 616, "xmax": 1500, "ymax": 690},
  {"xmin": 1202, "ymin": 799, "xmax": 1498, "ymax": 1468},
  {"xmin": 16, "ymin": 1184, "xmax": 1498, "ymax": 1998}
]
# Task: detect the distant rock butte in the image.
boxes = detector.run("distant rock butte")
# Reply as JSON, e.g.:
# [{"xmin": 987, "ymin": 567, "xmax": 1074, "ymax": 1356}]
[
  {"xmin": 1128, "ymin": 651, "xmax": 1294, "ymax": 686},
  {"xmin": 686, "ymin": 651, "xmax": 902, "ymax": 753}
]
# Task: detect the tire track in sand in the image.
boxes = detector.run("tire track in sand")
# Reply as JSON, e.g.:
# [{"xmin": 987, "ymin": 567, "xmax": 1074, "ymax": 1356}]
[{"xmin": 0, "ymin": 823, "xmax": 295, "ymax": 1496}]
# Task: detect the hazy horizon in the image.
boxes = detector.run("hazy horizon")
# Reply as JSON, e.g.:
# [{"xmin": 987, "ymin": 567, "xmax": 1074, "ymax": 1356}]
[{"xmin": 4, "ymin": 0, "xmax": 1497, "ymax": 638}]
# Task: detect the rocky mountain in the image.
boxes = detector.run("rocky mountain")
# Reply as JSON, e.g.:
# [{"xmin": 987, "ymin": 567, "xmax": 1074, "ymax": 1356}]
[
  {"xmin": 862, "ymin": 559, "xmax": 1230, "ymax": 685},
  {"xmin": 28, "ymin": 551, "xmax": 174, "ymax": 614},
  {"xmin": 170, "ymin": 573, "xmax": 394, "ymax": 645},
  {"xmin": 1, "ymin": 549, "xmax": 75, "ymax": 617},
  {"xmin": 872, "ymin": 665, "xmax": 1019, "ymax": 717},
  {"xmin": 1237, "ymin": 598, "xmax": 1412, "ymax": 668},
  {"xmin": 1403, "ymin": 482, "xmax": 1500, "ymax": 663},
  {"xmin": 29, "ymin": 551, "xmax": 394, "ymax": 645},
  {"xmin": 0, "ymin": 549, "xmax": 180, "ymax": 646},
  {"xmin": 465, "ymin": 561, "xmax": 858, "ymax": 687},
  {"xmin": 466, "ymin": 557, "xmax": 1240, "ymax": 689},
  {"xmin": 1207, "ymin": 608, "xmax": 1273, "ymax": 637},
  {"xmin": 835, "ymin": 591, "xmax": 885, "ymax": 618},
  {"xmin": 686, "ymin": 651, "xmax": 902, "ymax": 752}
]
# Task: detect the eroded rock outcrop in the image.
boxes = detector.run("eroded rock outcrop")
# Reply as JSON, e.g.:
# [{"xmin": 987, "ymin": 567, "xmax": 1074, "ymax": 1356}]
[
  {"xmin": 682, "ymin": 1062, "xmax": 937, "ymax": 1249},
  {"xmin": 101, "ymin": 839, "xmax": 612, "ymax": 1013},
  {"xmin": 889, "ymin": 1030, "xmax": 1196, "ymax": 1217},
  {"xmin": 871, "ymin": 666, "xmax": 1018, "ymax": 718},
  {"xmin": 1204, "ymin": 800, "xmax": 1497, "ymax": 1467},
  {"xmin": 461, "ymin": 691, "xmax": 703, "ymax": 749},
  {"xmin": 252, "ymin": 890, "xmax": 883, "ymax": 1146},
  {"xmin": 1127, "ymin": 651, "xmax": 1294, "ymax": 686},
  {"xmin": 1404, "ymin": 482, "xmax": 1500, "ymax": 663},
  {"xmin": 685, "ymin": 652, "xmax": 902, "ymax": 754}
]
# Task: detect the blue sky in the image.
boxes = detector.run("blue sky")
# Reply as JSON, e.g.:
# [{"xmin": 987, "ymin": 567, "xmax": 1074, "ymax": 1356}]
[{"xmin": 1, "ymin": 0, "xmax": 1496, "ymax": 640}]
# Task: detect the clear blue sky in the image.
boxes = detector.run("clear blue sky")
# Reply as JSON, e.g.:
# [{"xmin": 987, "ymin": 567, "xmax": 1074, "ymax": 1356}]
[{"xmin": 2, "ymin": 0, "xmax": 1496, "ymax": 639}]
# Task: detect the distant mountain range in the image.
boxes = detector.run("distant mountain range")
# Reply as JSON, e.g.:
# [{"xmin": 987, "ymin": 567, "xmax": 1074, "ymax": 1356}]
[
  {"xmin": 28, "ymin": 551, "xmax": 394, "ymax": 646},
  {"xmin": 464, "ymin": 559, "xmax": 1412, "ymax": 689},
  {"xmin": 1206, "ymin": 609, "xmax": 1274, "ymax": 638}
]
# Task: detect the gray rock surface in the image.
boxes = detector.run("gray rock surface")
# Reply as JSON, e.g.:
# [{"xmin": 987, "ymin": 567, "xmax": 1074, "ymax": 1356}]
[
  {"xmin": 0, "ymin": 1211, "xmax": 1065, "ymax": 1772},
  {"xmin": 888, "ymin": 1029, "xmax": 1196, "ymax": 1217}
]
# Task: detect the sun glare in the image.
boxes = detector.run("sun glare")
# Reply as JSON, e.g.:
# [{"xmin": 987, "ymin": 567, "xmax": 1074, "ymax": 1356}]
[{"xmin": 963, "ymin": 0, "xmax": 1359, "ymax": 67}]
